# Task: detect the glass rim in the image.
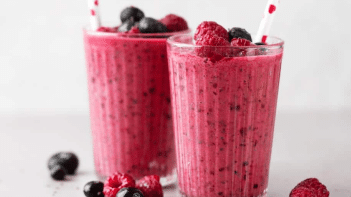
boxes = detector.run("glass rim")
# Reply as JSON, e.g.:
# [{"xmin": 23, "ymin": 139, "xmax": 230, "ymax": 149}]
[
  {"xmin": 167, "ymin": 34, "xmax": 284, "ymax": 49},
  {"xmin": 83, "ymin": 25, "xmax": 192, "ymax": 38}
]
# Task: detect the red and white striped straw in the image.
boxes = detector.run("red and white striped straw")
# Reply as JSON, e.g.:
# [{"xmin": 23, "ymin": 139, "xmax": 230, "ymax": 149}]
[
  {"xmin": 254, "ymin": 0, "xmax": 280, "ymax": 43},
  {"xmin": 88, "ymin": 0, "xmax": 101, "ymax": 30}
]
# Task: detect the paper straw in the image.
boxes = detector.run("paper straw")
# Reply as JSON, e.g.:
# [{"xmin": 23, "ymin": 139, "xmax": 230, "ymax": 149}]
[
  {"xmin": 254, "ymin": 0, "xmax": 280, "ymax": 43},
  {"xmin": 88, "ymin": 0, "xmax": 101, "ymax": 30}
]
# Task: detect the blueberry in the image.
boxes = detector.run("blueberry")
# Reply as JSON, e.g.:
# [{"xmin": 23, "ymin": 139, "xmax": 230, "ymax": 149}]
[
  {"xmin": 120, "ymin": 6, "xmax": 144, "ymax": 23},
  {"xmin": 118, "ymin": 18, "xmax": 136, "ymax": 32},
  {"xmin": 83, "ymin": 181, "xmax": 104, "ymax": 197},
  {"xmin": 138, "ymin": 17, "xmax": 167, "ymax": 33},
  {"xmin": 117, "ymin": 187, "xmax": 144, "ymax": 197},
  {"xmin": 50, "ymin": 165, "xmax": 67, "ymax": 180},
  {"xmin": 228, "ymin": 27, "xmax": 252, "ymax": 42},
  {"xmin": 48, "ymin": 152, "xmax": 79, "ymax": 174},
  {"xmin": 255, "ymin": 42, "xmax": 266, "ymax": 45}
]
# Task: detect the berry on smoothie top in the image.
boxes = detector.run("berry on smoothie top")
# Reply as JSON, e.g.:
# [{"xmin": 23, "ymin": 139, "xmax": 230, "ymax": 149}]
[
  {"xmin": 194, "ymin": 21, "xmax": 260, "ymax": 47},
  {"xmin": 97, "ymin": 6, "xmax": 188, "ymax": 34},
  {"xmin": 191, "ymin": 21, "xmax": 271, "ymax": 61}
]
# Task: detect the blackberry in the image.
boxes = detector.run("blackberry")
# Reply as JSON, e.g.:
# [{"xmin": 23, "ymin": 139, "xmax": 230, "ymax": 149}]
[
  {"xmin": 138, "ymin": 17, "xmax": 167, "ymax": 33},
  {"xmin": 116, "ymin": 187, "xmax": 144, "ymax": 197},
  {"xmin": 50, "ymin": 165, "xmax": 67, "ymax": 180},
  {"xmin": 120, "ymin": 6, "xmax": 144, "ymax": 23},
  {"xmin": 83, "ymin": 181, "xmax": 104, "ymax": 197},
  {"xmin": 48, "ymin": 152, "xmax": 79, "ymax": 174},
  {"xmin": 118, "ymin": 18, "xmax": 136, "ymax": 32},
  {"xmin": 228, "ymin": 27, "xmax": 252, "ymax": 42}
]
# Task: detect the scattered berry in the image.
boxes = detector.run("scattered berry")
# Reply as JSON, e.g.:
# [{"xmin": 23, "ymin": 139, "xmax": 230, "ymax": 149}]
[
  {"xmin": 255, "ymin": 42, "xmax": 266, "ymax": 45},
  {"xmin": 228, "ymin": 27, "xmax": 252, "ymax": 42},
  {"xmin": 103, "ymin": 172, "xmax": 135, "ymax": 197},
  {"xmin": 138, "ymin": 17, "xmax": 168, "ymax": 33},
  {"xmin": 136, "ymin": 175, "xmax": 163, "ymax": 197},
  {"xmin": 48, "ymin": 152, "xmax": 79, "ymax": 175},
  {"xmin": 116, "ymin": 187, "xmax": 144, "ymax": 197},
  {"xmin": 118, "ymin": 18, "xmax": 136, "ymax": 32},
  {"xmin": 97, "ymin": 27, "xmax": 118, "ymax": 33},
  {"xmin": 50, "ymin": 165, "xmax": 67, "ymax": 181},
  {"xmin": 230, "ymin": 38, "xmax": 255, "ymax": 47},
  {"xmin": 290, "ymin": 178, "xmax": 329, "ymax": 197},
  {"xmin": 84, "ymin": 181, "xmax": 104, "ymax": 197},
  {"xmin": 194, "ymin": 21, "xmax": 229, "ymax": 41},
  {"xmin": 120, "ymin": 6, "xmax": 144, "ymax": 23},
  {"xmin": 159, "ymin": 14, "xmax": 188, "ymax": 32}
]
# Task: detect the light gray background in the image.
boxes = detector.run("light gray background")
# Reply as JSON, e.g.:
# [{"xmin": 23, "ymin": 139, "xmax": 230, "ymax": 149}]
[
  {"xmin": 1, "ymin": 0, "xmax": 351, "ymax": 196},
  {"xmin": 1, "ymin": 0, "xmax": 350, "ymax": 114}
]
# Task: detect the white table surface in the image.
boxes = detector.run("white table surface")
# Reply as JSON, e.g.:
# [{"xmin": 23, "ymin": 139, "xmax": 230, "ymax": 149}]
[{"xmin": 1, "ymin": 110, "xmax": 351, "ymax": 197}]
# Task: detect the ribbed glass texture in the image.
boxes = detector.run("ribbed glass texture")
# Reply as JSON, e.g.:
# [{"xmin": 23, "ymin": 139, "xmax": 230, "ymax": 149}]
[
  {"xmin": 167, "ymin": 35, "xmax": 284, "ymax": 196},
  {"xmin": 83, "ymin": 30, "xmax": 188, "ymax": 185}
]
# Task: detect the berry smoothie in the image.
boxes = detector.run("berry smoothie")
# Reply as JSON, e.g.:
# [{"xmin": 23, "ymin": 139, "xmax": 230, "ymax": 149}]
[
  {"xmin": 167, "ymin": 31, "xmax": 283, "ymax": 196},
  {"xmin": 83, "ymin": 6, "xmax": 189, "ymax": 185}
]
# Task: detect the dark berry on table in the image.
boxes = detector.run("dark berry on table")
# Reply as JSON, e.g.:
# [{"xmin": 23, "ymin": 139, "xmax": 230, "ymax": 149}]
[
  {"xmin": 228, "ymin": 27, "xmax": 252, "ymax": 42},
  {"xmin": 118, "ymin": 18, "xmax": 136, "ymax": 32},
  {"xmin": 48, "ymin": 152, "xmax": 79, "ymax": 174},
  {"xmin": 84, "ymin": 181, "xmax": 104, "ymax": 197},
  {"xmin": 116, "ymin": 187, "xmax": 144, "ymax": 197},
  {"xmin": 159, "ymin": 14, "xmax": 188, "ymax": 32},
  {"xmin": 255, "ymin": 42, "xmax": 266, "ymax": 45},
  {"xmin": 120, "ymin": 6, "xmax": 144, "ymax": 23},
  {"xmin": 138, "ymin": 17, "xmax": 167, "ymax": 33},
  {"xmin": 50, "ymin": 165, "xmax": 67, "ymax": 180}
]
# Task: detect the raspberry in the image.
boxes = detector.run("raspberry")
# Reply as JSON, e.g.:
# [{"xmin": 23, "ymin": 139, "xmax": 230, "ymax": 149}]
[
  {"xmin": 195, "ymin": 31, "xmax": 230, "ymax": 61},
  {"xmin": 128, "ymin": 26, "xmax": 140, "ymax": 33},
  {"xmin": 97, "ymin": 26, "xmax": 118, "ymax": 33},
  {"xmin": 159, "ymin": 14, "xmax": 188, "ymax": 32},
  {"xmin": 194, "ymin": 21, "xmax": 229, "ymax": 41},
  {"xmin": 136, "ymin": 175, "xmax": 163, "ymax": 197},
  {"xmin": 103, "ymin": 172, "xmax": 136, "ymax": 197},
  {"xmin": 290, "ymin": 178, "xmax": 330, "ymax": 197},
  {"xmin": 230, "ymin": 38, "xmax": 255, "ymax": 47},
  {"xmin": 196, "ymin": 32, "xmax": 230, "ymax": 47}
]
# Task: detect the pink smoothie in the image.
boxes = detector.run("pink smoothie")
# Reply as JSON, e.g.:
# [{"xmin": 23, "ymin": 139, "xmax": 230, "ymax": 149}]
[
  {"xmin": 83, "ymin": 30, "xmax": 187, "ymax": 183},
  {"xmin": 167, "ymin": 35, "xmax": 283, "ymax": 196}
]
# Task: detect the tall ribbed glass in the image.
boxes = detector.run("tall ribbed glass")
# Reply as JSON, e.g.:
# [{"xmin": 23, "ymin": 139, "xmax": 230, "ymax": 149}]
[
  {"xmin": 167, "ymin": 35, "xmax": 284, "ymax": 196},
  {"xmin": 83, "ymin": 30, "xmax": 189, "ymax": 185}
]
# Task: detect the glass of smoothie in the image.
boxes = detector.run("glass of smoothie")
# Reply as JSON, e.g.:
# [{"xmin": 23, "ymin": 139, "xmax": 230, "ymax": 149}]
[
  {"xmin": 167, "ymin": 22, "xmax": 284, "ymax": 196},
  {"xmin": 83, "ymin": 6, "xmax": 190, "ymax": 185}
]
